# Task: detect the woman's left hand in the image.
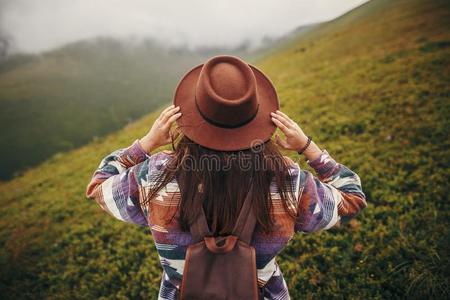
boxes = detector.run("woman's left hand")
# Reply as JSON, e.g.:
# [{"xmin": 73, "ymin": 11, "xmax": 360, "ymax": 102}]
[{"xmin": 139, "ymin": 105, "xmax": 182, "ymax": 154}]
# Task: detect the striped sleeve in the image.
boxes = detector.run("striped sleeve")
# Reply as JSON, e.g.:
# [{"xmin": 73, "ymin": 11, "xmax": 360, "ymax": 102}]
[
  {"xmin": 294, "ymin": 150, "xmax": 367, "ymax": 233},
  {"xmin": 85, "ymin": 139, "xmax": 151, "ymax": 226}
]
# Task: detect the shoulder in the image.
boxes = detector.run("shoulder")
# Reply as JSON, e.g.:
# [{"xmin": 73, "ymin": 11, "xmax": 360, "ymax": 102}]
[
  {"xmin": 146, "ymin": 150, "xmax": 175, "ymax": 169},
  {"xmin": 280, "ymin": 155, "xmax": 303, "ymax": 191},
  {"xmin": 282, "ymin": 155, "xmax": 300, "ymax": 175},
  {"xmin": 137, "ymin": 150, "xmax": 176, "ymax": 184}
]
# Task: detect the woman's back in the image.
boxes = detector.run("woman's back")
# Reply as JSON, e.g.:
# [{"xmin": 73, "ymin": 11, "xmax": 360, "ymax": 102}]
[{"xmin": 146, "ymin": 151, "xmax": 299, "ymax": 298}]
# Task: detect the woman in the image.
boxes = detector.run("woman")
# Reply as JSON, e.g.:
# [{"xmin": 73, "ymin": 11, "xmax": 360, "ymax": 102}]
[{"xmin": 86, "ymin": 55, "xmax": 367, "ymax": 299}]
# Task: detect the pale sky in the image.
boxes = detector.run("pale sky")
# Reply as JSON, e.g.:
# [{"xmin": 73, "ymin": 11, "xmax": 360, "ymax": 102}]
[{"xmin": 0, "ymin": 0, "xmax": 369, "ymax": 54}]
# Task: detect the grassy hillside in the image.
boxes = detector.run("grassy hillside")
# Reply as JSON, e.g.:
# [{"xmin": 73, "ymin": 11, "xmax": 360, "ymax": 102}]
[{"xmin": 1, "ymin": 0, "xmax": 449, "ymax": 298}]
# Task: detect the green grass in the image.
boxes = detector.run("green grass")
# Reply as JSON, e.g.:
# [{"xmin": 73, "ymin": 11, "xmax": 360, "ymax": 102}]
[{"xmin": 1, "ymin": 0, "xmax": 449, "ymax": 298}]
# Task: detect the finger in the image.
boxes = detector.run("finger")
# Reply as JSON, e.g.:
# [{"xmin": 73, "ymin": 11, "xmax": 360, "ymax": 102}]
[
  {"xmin": 274, "ymin": 111, "xmax": 294, "ymax": 126},
  {"xmin": 164, "ymin": 112, "xmax": 182, "ymax": 127},
  {"xmin": 160, "ymin": 106, "xmax": 180, "ymax": 123},
  {"xmin": 275, "ymin": 110, "xmax": 295, "ymax": 124},
  {"xmin": 275, "ymin": 134, "xmax": 289, "ymax": 149},
  {"xmin": 271, "ymin": 117, "xmax": 289, "ymax": 133},
  {"xmin": 159, "ymin": 104, "xmax": 175, "ymax": 118},
  {"xmin": 271, "ymin": 112, "xmax": 292, "ymax": 129}
]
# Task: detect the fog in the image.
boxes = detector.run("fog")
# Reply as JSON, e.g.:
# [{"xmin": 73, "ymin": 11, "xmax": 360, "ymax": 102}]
[{"xmin": 0, "ymin": 0, "xmax": 369, "ymax": 54}]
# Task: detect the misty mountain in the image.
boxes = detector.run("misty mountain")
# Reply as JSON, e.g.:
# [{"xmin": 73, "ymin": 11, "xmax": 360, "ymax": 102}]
[
  {"xmin": 0, "ymin": 38, "xmax": 207, "ymax": 180},
  {"xmin": 0, "ymin": 28, "xmax": 312, "ymax": 180}
]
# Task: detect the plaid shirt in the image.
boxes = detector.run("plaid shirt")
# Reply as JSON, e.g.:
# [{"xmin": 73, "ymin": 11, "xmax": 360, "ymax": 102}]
[{"xmin": 86, "ymin": 140, "xmax": 366, "ymax": 300}]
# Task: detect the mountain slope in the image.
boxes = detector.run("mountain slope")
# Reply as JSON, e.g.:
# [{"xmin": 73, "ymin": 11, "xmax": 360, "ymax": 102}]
[
  {"xmin": 0, "ymin": 38, "xmax": 210, "ymax": 180},
  {"xmin": 0, "ymin": 33, "xmax": 304, "ymax": 181},
  {"xmin": 1, "ymin": 0, "xmax": 449, "ymax": 298}
]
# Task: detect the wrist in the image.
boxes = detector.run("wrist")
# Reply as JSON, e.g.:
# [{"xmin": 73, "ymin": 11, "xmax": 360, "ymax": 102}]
[
  {"xmin": 138, "ymin": 135, "xmax": 157, "ymax": 154},
  {"xmin": 295, "ymin": 133, "xmax": 308, "ymax": 150},
  {"xmin": 303, "ymin": 141, "xmax": 322, "ymax": 162},
  {"xmin": 296, "ymin": 135, "xmax": 312, "ymax": 154}
]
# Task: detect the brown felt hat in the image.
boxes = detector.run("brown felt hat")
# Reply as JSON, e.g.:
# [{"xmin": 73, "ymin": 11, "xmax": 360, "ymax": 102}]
[{"xmin": 173, "ymin": 55, "xmax": 279, "ymax": 151}]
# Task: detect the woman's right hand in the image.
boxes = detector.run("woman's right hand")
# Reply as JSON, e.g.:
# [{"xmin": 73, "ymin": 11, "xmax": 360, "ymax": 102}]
[{"xmin": 271, "ymin": 110, "xmax": 323, "ymax": 162}]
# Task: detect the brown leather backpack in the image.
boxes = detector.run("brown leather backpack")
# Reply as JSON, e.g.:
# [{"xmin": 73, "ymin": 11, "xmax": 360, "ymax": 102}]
[{"xmin": 177, "ymin": 177, "xmax": 263, "ymax": 300}]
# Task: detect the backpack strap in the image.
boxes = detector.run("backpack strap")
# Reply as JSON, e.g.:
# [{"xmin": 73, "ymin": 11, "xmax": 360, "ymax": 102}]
[
  {"xmin": 177, "ymin": 172, "xmax": 256, "ymax": 244},
  {"xmin": 232, "ymin": 180, "xmax": 257, "ymax": 244},
  {"xmin": 176, "ymin": 172, "xmax": 211, "ymax": 243},
  {"xmin": 190, "ymin": 209, "xmax": 211, "ymax": 243}
]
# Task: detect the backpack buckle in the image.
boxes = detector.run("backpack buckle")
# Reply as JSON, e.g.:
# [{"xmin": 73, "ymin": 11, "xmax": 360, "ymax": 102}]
[{"xmin": 204, "ymin": 235, "xmax": 238, "ymax": 253}]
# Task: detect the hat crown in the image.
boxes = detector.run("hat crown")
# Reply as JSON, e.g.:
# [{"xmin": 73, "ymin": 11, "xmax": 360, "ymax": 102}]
[
  {"xmin": 209, "ymin": 62, "xmax": 248, "ymax": 100},
  {"xmin": 196, "ymin": 56, "xmax": 258, "ymax": 128}
]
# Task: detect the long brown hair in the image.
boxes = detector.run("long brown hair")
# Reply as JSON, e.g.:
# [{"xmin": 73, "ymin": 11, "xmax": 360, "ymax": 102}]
[{"xmin": 142, "ymin": 135, "xmax": 297, "ymax": 235}]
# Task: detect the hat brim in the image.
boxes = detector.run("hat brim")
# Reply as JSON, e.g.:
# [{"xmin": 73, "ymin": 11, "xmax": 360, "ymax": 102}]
[{"xmin": 173, "ymin": 63, "xmax": 279, "ymax": 151}]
